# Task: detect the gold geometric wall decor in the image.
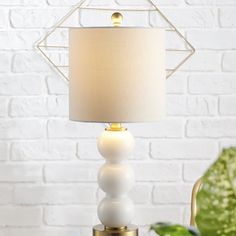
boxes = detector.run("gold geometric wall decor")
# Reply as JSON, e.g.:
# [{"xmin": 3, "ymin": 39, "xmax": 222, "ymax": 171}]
[{"xmin": 37, "ymin": 0, "xmax": 195, "ymax": 81}]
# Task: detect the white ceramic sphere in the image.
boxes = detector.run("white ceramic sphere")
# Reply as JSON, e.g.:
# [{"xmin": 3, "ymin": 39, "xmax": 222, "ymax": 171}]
[
  {"xmin": 98, "ymin": 130, "xmax": 135, "ymax": 162},
  {"xmin": 98, "ymin": 196, "xmax": 134, "ymax": 228},
  {"xmin": 98, "ymin": 163, "xmax": 135, "ymax": 196}
]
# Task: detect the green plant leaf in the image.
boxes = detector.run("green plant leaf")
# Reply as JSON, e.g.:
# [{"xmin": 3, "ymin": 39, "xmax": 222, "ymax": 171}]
[
  {"xmin": 150, "ymin": 223, "xmax": 199, "ymax": 236},
  {"xmin": 196, "ymin": 147, "xmax": 236, "ymax": 236}
]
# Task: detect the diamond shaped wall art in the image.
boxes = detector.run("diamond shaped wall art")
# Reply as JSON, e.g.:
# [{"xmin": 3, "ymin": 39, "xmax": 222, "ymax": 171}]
[{"xmin": 37, "ymin": 0, "xmax": 195, "ymax": 81}]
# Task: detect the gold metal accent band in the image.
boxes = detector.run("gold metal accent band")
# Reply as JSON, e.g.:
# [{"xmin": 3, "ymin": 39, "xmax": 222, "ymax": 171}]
[
  {"xmin": 93, "ymin": 224, "xmax": 138, "ymax": 236},
  {"xmin": 105, "ymin": 226, "xmax": 127, "ymax": 231}
]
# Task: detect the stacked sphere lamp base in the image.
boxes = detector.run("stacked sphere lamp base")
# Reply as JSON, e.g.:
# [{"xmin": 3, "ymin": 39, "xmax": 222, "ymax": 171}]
[{"xmin": 93, "ymin": 124, "xmax": 138, "ymax": 236}]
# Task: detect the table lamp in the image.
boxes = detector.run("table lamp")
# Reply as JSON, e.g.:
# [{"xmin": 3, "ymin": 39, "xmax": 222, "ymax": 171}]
[
  {"xmin": 37, "ymin": 2, "xmax": 195, "ymax": 236},
  {"xmin": 69, "ymin": 13, "xmax": 165, "ymax": 236}
]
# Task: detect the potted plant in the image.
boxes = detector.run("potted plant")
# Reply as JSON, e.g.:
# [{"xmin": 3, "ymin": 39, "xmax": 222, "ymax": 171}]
[
  {"xmin": 196, "ymin": 147, "xmax": 236, "ymax": 236},
  {"xmin": 150, "ymin": 147, "xmax": 236, "ymax": 236}
]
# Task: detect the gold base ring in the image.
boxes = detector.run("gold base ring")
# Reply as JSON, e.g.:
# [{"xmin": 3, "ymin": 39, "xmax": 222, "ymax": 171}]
[{"xmin": 93, "ymin": 225, "xmax": 138, "ymax": 236}]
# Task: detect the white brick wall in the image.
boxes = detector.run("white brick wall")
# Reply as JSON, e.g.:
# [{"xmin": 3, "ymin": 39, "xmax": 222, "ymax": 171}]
[{"xmin": 0, "ymin": 0, "xmax": 235, "ymax": 235}]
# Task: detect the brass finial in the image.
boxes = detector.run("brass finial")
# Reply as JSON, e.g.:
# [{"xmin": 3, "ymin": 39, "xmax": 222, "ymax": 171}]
[{"xmin": 111, "ymin": 12, "xmax": 123, "ymax": 27}]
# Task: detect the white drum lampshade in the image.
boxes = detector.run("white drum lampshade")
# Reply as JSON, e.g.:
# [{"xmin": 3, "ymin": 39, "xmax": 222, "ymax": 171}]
[{"xmin": 69, "ymin": 27, "xmax": 166, "ymax": 123}]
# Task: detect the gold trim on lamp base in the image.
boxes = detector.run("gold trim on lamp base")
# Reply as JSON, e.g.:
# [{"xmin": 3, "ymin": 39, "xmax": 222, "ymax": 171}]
[{"xmin": 93, "ymin": 225, "xmax": 138, "ymax": 236}]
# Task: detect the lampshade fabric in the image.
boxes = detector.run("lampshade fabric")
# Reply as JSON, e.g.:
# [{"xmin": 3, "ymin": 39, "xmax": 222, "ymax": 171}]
[{"xmin": 69, "ymin": 27, "xmax": 166, "ymax": 123}]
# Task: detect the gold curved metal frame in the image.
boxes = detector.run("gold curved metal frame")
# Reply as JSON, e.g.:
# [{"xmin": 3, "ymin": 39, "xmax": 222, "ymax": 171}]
[
  {"xmin": 36, "ymin": 0, "xmax": 195, "ymax": 81},
  {"xmin": 190, "ymin": 178, "xmax": 202, "ymax": 227}
]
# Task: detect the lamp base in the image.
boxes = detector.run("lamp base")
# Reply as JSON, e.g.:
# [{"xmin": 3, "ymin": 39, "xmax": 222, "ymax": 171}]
[{"xmin": 93, "ymin": 225, "xmax": 138, "ymax": 236}]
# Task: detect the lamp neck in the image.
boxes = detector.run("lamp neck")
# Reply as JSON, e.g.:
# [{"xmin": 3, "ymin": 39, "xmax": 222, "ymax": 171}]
[{"xmin": 106, "ymin": 123, "xmax": 127, "ymax": 132}]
